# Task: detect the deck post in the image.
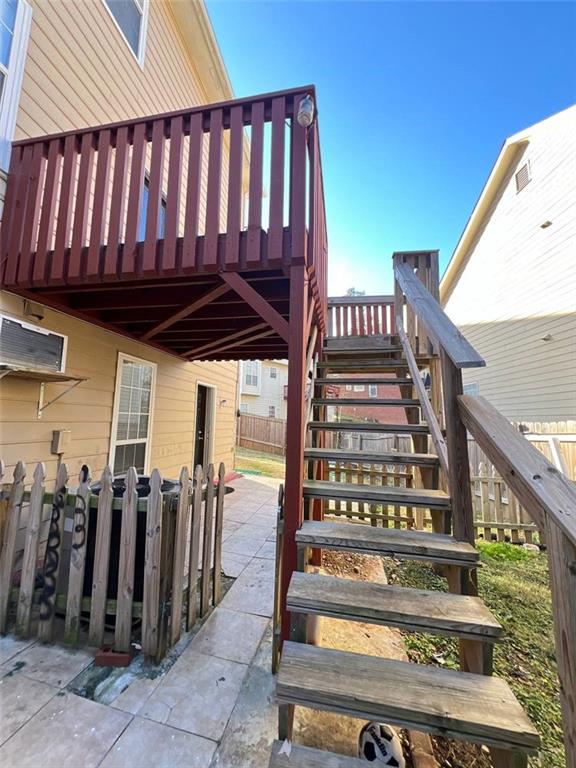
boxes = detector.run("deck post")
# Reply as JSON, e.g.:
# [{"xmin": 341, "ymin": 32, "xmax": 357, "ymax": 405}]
[{"xmin": 280, "ymin": 264, "xmax": 308, "ymax": 643}]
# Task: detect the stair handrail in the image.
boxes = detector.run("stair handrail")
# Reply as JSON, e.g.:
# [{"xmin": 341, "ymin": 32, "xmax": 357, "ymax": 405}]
[
  {"xmin": 394, "ymin": 261, "xmax": 485, "ymax": 369},
  {"xmin": 459, "ymin": 395, "xmax": 576, "ymax": 765},
  {"xmin": 396, "ymin": 321, "xmax": 449, "ymax": 477}
]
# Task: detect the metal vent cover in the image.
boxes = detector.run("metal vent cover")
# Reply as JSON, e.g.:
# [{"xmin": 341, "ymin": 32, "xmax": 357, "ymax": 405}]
[{"xmin": 515, "ymin": 161, "xmax": 531, "ymax": 192}]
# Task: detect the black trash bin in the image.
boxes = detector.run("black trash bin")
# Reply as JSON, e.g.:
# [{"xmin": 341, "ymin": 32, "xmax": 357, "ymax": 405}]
[{"xmin": 84, "ymin": 476, "xmax": 180, "ymax": 604}]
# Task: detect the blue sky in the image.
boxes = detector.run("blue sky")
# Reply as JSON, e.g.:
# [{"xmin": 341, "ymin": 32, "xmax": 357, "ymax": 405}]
[{"xmin": 206, "ymin": 1, "xmax": 576, "ymax": 294}]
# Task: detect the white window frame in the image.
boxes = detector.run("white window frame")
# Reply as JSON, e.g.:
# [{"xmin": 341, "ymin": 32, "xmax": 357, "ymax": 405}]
[
  {"xmin": 368, "ymin": 384, "xmax": 378, "ymax": 398},
  {"xmin": 345, "ymin": 384, "xmax": 352, "ymax": 391},
  {"xmin": 109, "ymin": 352, "xmax": 157, "ymax": 476},
  {"xmin": 269, "ymin": 366, "xmax": 277, "ymax": 379},
  {"xmin": 0, "ymin": 0, "xmax": 32, "ymax": 172},
  {"xmin": 102, "ymin": 0, "xmax": 149, "ymax": 68},
  {"xmin": 241, "ymin": 360, "xmax": 261, "ymax": 394},
  {"xmin": 353, "ymin": 384, "xmax": 365, "ymax": 392},
  {"xmin": 268, "ymin": 405, "xmax": 276, "ymax": 418}
]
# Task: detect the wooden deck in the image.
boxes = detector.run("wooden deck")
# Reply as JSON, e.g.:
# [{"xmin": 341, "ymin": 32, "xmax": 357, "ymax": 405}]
[{"xmin": 0, "ymin": 87, "xmax": 327, "ymax": 361}]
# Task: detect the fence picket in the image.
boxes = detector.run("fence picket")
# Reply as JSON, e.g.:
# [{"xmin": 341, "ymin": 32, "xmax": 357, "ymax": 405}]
[
  {"xmin": 170, "ymin": 466, "xmax": 190, "ymax": 646},
  {"xmin": 115, "ymin": 467, "xmax": 138, "ymax": 652},
  {"xmin": 89, "ymin": 467, "xmax": 114, "ymax": 647},
  {"xmin": 200, "ymin": 464, "xmax": 215, "ymax": 617},
  {"xmin": 38, "ymin": 462, "xmax": 69, "ymax": 642},
  {"xmin": 64, "ymin": 464, "xmax": 92, "ymax": 645},
  {"xmin": 213, "ymin": 463, "xmax": 226, "ymax": 604},
  {"xmin": 142, "ymin": 469, "xmax": 163, "ymax": 657},
  {"xmin": 187, "ymin": 465, "xmax": 203, "ymax": 629},
  {"xmin": 16, "ymin": 463, "xmax": 45, "ymax": 637},
  {"xmin": 0, "ymin": 461, "xmax": 26, "ymax": 633}
]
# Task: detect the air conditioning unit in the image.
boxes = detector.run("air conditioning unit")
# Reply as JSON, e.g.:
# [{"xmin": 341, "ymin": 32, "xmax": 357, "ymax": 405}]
[{"xmin": 0, "ymin": 314, "xmax": 68, "ymax": 374}]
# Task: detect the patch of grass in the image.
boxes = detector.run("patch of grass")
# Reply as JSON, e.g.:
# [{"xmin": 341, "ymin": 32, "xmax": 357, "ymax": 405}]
[
  {"xmin": 385, "ymin": 546, "xmax": 564, "ymax": 768},
  {"xmin": 234, "ymin": 446, "xmax": 285, "ymax": 479}
]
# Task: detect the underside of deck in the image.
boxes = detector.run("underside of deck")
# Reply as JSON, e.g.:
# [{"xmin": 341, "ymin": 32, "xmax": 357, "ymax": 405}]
[{"xmin": 9, "ymin": 259, "xmax": 300, "ymax": 361}]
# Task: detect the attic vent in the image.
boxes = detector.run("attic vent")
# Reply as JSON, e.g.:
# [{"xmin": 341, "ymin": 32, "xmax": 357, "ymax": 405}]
[{"xmin": 515, "ymin": 162, "xmax": 531, "ymax": 192}]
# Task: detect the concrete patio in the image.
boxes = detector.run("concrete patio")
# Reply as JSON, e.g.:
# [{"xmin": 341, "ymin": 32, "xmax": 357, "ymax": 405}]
[{"xmin": 0, "ymin": 475, "xmax": 281, "ymax": 768}]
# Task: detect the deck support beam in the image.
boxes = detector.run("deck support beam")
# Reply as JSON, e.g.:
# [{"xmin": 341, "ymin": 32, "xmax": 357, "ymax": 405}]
[
  {"xmin": 281, "ymin": 264, "xmax": 308, "ymax": 643},
  {"xmin": 140, "ymin": 282, "xmax": 231, "ymax": 340},
  {"xmin": 222, "ymin": 272, "xmax": 290, "ymax": 343}
]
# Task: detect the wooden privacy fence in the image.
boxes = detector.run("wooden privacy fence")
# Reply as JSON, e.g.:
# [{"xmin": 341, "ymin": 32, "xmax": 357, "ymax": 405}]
[
  {"xmin": 238, "ymin": 413, "xmax": 287, "ymax": 456},
  {"xmin": 0, "ymin": 460, "xmax": 225, "ymax": 661},
  {"xmin": 320, "ymin": 430, "xmax": 543, "ymax": 542}
]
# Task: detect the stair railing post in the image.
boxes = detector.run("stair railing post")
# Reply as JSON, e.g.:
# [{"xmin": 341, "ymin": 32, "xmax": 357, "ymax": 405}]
[{"xmin": 440, "ymin": 348, "xmax": 477, "ymax": 595}]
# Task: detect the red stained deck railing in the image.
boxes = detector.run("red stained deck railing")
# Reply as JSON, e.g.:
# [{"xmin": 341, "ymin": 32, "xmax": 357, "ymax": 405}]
[
  {"xmin": 0, "ymin": 86, "xmax": 327, "ymax": 327},
  {"xmin": 327, "ymin": 295, "xmax": 395, "ymax": 337}
]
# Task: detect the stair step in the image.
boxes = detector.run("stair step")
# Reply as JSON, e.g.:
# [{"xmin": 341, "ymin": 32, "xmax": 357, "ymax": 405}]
[
  {"xmin": 303, "ymin": 480, "xmax": 450, "ymax": 510},
  {"xmin": 323, "ymin": 346, "xmax": 405, "ymax": 356},
  {"xmin": 269, "ymin": 741, "xmax": 365, "ymax": 767},
  {"xmin": 277, "ymin": 643, "xmax": 540, "ymax": 753},
  {"xmin": 296, "ymin": 520, "xmax": 478, "ymax": 566},
  {"xmin": 315, "ymin": 377, "xmax": 414, "ymax": 386},
  {"xmin": 304, "ymin": 448, "xmax": 440, "ymax": 467},
  {"xmin": 309, "ymin": 421, "xmax": 429, "ymax": 434},
  {"xmin": 288, "ymin": 572, "xmax": 503, "ymax": 641},
  {"xmin": 312, "ymin": 398, "xmax": 420, "ymax": 407},
  {"xmin": 318, "ymin": 360, "xmax": 413, "ymax": 371}
]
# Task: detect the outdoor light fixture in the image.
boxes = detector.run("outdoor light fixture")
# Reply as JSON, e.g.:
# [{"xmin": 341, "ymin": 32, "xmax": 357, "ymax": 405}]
[{"xmin": 297, "ymin": 94, "xmax": 315, "ymax": 127}]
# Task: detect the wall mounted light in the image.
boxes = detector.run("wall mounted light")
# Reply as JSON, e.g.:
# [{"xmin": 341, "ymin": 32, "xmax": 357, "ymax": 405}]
[{"xmin": 297, "ymin": 94, "xmax": 315, "ymax": 127}]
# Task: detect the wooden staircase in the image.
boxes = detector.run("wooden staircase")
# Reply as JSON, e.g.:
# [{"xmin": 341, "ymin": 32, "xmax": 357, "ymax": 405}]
[{"xmin": 271, "ymin": 313, "xmax": 541, "ymax": 766}]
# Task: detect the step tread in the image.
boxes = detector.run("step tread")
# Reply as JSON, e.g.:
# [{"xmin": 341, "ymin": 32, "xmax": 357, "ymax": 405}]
[
  {"xmin": 288, "ymin": 572, "xmax": 503, "ymax": 640},
  {"xmin": 303, "ymin": 480, "xmax": 451, "ymax": 510},
  {"xmin": 269, "ymin": 741, "xmax": 365, "ymax": 768},
  {"xmin": 312, "ymin": 398, "xmax": 420, "ymax": 406},
  {"xmin": 277, "ymin": 643, "xmax": 540, "ymax": 752},
  {"xmin": 315, "ymin": 378, "xmax": 414, "ymax": 386},
  {"xmin": 304, "ymin": 448, "xmax": 439, "ymax": 466},
  {"xmin": 318, "ymin": 360, "xmax": 413, "ymax": 369},
  {"xmin": 296, "ymin": 520, "xmax": 478, "ymax": 565},
  {"xmin": 309, "ymin": 421, "xmax": 429, "ymax": 434}
]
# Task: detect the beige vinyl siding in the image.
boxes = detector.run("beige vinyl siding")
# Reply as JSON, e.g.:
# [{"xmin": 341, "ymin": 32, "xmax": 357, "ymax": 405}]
[
  {"xmin": 444, "ymin": 109, "xmax": 576, "ymax": 423},
  {"xmin": 0, "ymin": 291, "xmax": 238, "ymax": 483}
]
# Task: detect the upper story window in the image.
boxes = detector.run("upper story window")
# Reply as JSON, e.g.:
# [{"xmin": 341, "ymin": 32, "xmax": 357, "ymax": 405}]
[
  {"xmin": 138, "ymin": 175, "xmax": 166, "ymax": 242},
  {"xmin": 269, "ymin": 367, "xmax": 277, "ymax": 379},
  {"xmin": 103, "ymin": 0, "xmax": 149, "ymax": 66},
  {"xmin": 368, "ymin": 384, "xmax": 378, "ymax": 398},
  {"xmin": 244, "ymin": 361, "xmax": 259, "ymax": 388},
  {"xmin": 0, "ymin": 0, "xmax": 31, "ymax": 172}
]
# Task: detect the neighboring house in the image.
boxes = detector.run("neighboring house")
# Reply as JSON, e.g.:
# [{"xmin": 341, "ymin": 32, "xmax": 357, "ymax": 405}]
[
  {"xmin": 326, "ymin": 378, "xmax": 407, "ymax": 424},
  {"xmin": 441, "ymin": 105, "xmax": 576, "ymax": 425},
  {"xmin": 0, "ymin": 0, "xmax": 240, "ymax": 482},
  {"xmin": 239, "ymin": 360, "xmax": 288, "ymax": 419}
]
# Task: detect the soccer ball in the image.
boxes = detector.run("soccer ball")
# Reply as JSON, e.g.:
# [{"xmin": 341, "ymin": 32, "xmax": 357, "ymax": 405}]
[{"xmin": 358, "ymin": 722, "xmax": 406, "ymax": 766}]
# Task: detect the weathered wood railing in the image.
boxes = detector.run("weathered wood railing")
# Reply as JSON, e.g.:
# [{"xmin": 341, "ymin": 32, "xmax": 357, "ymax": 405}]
[
  {"xmin": 327, "ymin": 295, "xmax": 395, "ymax": 337},
  {"xmin": 1, "ymin": 86, "xmax": 326, "ymax": 315},
  {"xmin": 393, "ymin": 251, "xmax": 575, "ymax": 765},
  {"xmin": 459, "ymin": 396, "xmax": 576, "ymax": 766},
  {"xmin": 394, "ymin": 250, "xmax": 485, "ymax": 547},
  {"xmin": 0, "ymin": 460, "xmax": 225, "ymax": 662}
]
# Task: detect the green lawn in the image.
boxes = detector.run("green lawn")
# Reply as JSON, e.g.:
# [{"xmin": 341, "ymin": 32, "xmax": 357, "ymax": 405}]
[
  {"xmin": 234, "ymin": 446, "xmax": 285, "ymax": 479},
  {"xmin": 386, "ymin": 542, "xmax": 564, "ymax": 768}
]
